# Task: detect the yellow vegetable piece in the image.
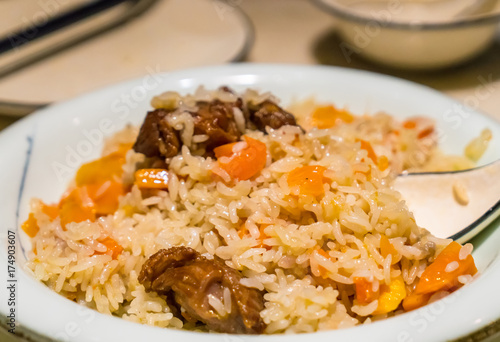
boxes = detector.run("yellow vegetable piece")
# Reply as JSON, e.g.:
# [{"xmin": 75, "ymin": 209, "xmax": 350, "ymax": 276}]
[{"xmin": 372, "ymin": 276, "xmax": 406, "ymax": 315}]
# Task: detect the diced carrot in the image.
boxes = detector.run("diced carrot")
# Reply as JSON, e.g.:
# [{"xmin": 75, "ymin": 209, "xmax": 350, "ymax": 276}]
[
  {"xmin": 358, "ymin": 139, "xmax": 377, "ymax": 163},
  {"xmin": 41, "ymin": 203, "xmax": 59, "ymax": 220},
  {"xmin": 415, "ymin": 241, "xmax": 477, "ymax": 295},
  {"xmin": 354, "ymin": 277, "xmax": 379, "ymax": 305},
  {"xmin": 373, "ymin": 276, "xmax": 406, "ymax": 315},
  {"xmin": 287, "ymin": 165, "xmax": 329, "ymax": 196},
  {"xmin": 75, "ymin": 152, "xmax": 128, "ymax": 215},
  {"xmin": 402, "ymin": 292, "xmax": 432, "ymax": 312},
  {"xmin": 215, "ymin": 136, "xmax": 267, "ymax": 181},
  {"xmin": 238, "ymin": 225, "xmax": 248, "ymax": 239},
  {"xmin": 22, "ymin": 213, "xmax": 39, "ymax": 238},
  {"xmin": 85, "ymin": 180, "xmax": 125, "ymax": 215},
  {"xmin": 135, "ymin": 169, "xmax": 169, "ymax": 189},
  {"xmin": 213, "ymin": 142, "xmax": 238, "ymax": 158},
  {"xmin": 403, "ymin": 119, "xmax": 417, "ymax": 129},
  {"xmin": 75, "ymin": 152, "xmax": 125, "ymax": 186},
  {"xmin": 94, "ymin": 237, "xmax": 123, "ymax": 260},
  {"xmin": 380, "ymin": 235, "xmax": 398, "ymax": 263},
  {"xmin": 378, "ymin": 155, "xmax": 389, "ymax": 171},
  {"xmin": 311, "ymin": 105, "xmax": 354, "ymax": 129},
  {"xmin": 316, "ymin": 249, "xmax": 333, "ymax": 278},
  {"xmin": 418, "ymin": 127, "xmax": 434, "ymax": 139},
  {"xmin": 258, "ymin": 224, "xmax": 271, "ymax": 249},
  {"xmin": 59, "ymin": 188, "xmax": 96, "ymax": 230},
  {"xmin": 237, "ymin": 223, "xmax": 270, "ymax": 249}
]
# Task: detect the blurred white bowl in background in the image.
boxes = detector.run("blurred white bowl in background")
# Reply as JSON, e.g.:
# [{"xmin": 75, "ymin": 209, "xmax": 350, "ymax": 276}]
[{"xmin": 313, "ymin": 0, "xmax": 500, "ymax": 70}]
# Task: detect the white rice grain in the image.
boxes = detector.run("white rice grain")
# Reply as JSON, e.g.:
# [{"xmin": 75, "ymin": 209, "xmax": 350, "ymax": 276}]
[
  {"xmin": 459, "ymin": 243, "xmax": 473, "ymax": 260},
  {"xmin": 445, "ymin": 261, "xmax": 459, "ymax": 273}
]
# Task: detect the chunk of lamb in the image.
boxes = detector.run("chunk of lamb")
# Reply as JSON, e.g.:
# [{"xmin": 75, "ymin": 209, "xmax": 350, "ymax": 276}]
[
  {"xmin": 191, "ymin": 99, "xmax": 242, "ymax": 152},
  {"xmin": 133, "ymin": 100, "xmax": 242, "ymax": 160},
  {"xmin": 138, "ymin": 247, "xmax": 265, "ymax": 334},
  {"xmin": 247, "ymin": 100, "xmax": 298, "ymax": 132},
  {"xmin": 132, "ymin": 109, "xmax": 180, "ymax": 159}
]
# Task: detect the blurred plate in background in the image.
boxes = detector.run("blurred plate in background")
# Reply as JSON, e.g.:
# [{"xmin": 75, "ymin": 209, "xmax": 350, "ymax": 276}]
[{"xmin": 0, "ymin": 0, "xmax": 253, "ymax": 112}]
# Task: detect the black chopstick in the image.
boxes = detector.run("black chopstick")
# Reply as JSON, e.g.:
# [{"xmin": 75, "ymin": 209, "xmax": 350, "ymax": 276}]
[{"xmin": 0, "ymin": 0, "xmax": 131, "ymax": 55}]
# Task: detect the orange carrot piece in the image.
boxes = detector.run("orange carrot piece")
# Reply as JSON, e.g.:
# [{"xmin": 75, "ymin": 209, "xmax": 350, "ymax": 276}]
[
  {"xmin": 315, "ymin": 249, "xmax": 334, "ymax": 278},
  {"xmin": 41, "ymin": 203, "xmax": 59, "ymax": 220},
  {"xmin": 59, "ymin": 188, "xmax": 96, "ymax": 230},
  {"xmin": 22, "ymin": 213, "xmax": 39, "ymax": 238},
  {"xmin": 238, "ymin": 225, "xmax": 249, "ymax": 239},
  {"xmin": 95, "ymin": 237, "xmax": 123, "ymax": 260},
  {"xmin": 402, "ymin": 292, "xmax": 432, "ymax": 312},
  {"xmin": 213, "ymin": 142, "xmax": 238, "ymax": 158},
  {"xmin": 403, "ymin": 119, "xmax": 417, "ymax": 129},
  {"xmin": 358, "ymin": 139, "xmax": 377, "ymax": 163},
  {"xmin": 418, "ymin": 127, "xmax": 434, "ymax": 139},
  {"xmin": 311, "ymin": 105, "xmax": 354, "ymax": 129},
  {"xmin": 85, "ymin": 181, "xmax": 125, "ymax": 215},
  {"xmin": 75, "ymin": 152, "xmax": 125, "ymax": 186},
  {"xmin": 380, "ymin": 235, "xmax": 398, "ymax": 260},
  {"xmin": 373, "ymin": 276, "xmax": 406, "ymax": 315},
  {"xmin": 415, "ymin": 241, "xmax": 477, "ymax": 295},
  {"xmin": 288, "ymin": 165, "xmax": 329, "ymax": 196},
  {"xmin": 75, "ymin": 151, "xmax": 128, "ymax": 215},
  {"xmin": 354, "ymin": 277, "xmax": 379, "ymax": 305},
  {"xmin": 135, "ymin": 169, "xmax": 169, "ymax": 189},
  {"xmin": 378, "ymin": 155, "xmax": 389, "ymax": 171},
  {"xmin": 258, "ymin": 224, "xmax": 271, "ymax": 249},
  {"xmin": 215, "ymin": 136, "xmax": 267, "ymax": 181}
]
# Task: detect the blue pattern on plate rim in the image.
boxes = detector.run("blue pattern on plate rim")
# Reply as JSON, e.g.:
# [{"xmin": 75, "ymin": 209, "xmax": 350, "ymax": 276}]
[{"xmin": 15, "ymin": 130, "xmax": 35, "ymax": 259}]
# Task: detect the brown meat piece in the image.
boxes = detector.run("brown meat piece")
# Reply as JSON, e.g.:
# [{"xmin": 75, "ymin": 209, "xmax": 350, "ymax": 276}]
[
  {"xmin": 139, "ymin": 247, "xmax": 266, "ymax": 334},
  {"xmin": 133, "ymin": 100, "xmax": 243, "ymax": 160},
  {"xmin": 191, "ymin": 100, "xmax": 242, "ymax": 152},
  {"xmin": 133, "ymin": 88, "xmax": 299, "ymax": 163},
  {"xmin": 247, "ymin": 100, "xmax": 298, "ymax": 132},
  {"xmin": 133, "ymin": 109, "xmax": 180, "ymax": 159}
]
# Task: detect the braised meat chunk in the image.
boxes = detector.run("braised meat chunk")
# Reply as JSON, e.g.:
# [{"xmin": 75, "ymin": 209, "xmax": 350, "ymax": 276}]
[
  {"xmin": 191, "ymin": 100, "xmax": 242, "ymax": 152},
  {"xmin": 138, "ymin": 247, "xmax": 266, "ymax": 334},
  {"xmin": 133, "ymin": 109, "xmax": 180, "ymax": 159},
  {"xmin": 132, "ymin": 88, "xmax": 300, "ymax": 164},
  {"xmin": 247, "ymin": 100, "xmax": 298, "ymax": 132}
]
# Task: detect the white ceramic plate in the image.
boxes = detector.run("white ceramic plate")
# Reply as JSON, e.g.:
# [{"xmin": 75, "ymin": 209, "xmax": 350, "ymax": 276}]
[{"xmin": 1, "ymin": 64, "xmax": 499, "ymax": 342}]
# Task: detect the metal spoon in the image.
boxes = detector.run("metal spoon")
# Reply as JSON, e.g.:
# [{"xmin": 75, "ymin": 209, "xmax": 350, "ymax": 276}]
[{"xmin": 394, "ymin": 159, "xmax": 500, "ymax": 243}]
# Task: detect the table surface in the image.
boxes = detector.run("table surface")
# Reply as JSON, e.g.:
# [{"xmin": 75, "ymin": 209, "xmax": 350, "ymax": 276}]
[{"xmin": 1, "ymin": 0, "xmax": 500, "ymax": 341}]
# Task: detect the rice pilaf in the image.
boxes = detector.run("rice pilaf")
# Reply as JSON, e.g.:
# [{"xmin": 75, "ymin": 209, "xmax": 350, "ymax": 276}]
[{"xmin": 23, "ymin": 87, "xmax": 482, "ymax": 334}]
